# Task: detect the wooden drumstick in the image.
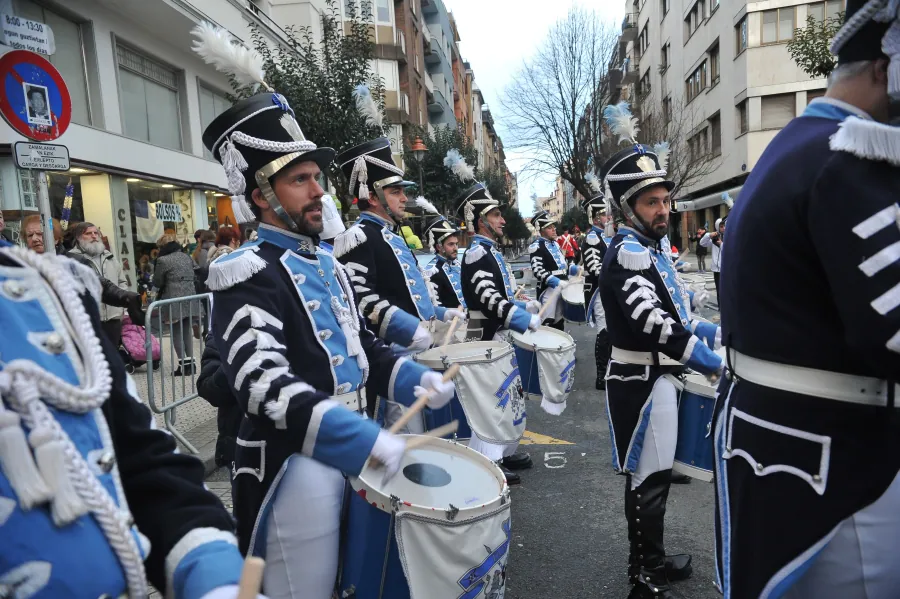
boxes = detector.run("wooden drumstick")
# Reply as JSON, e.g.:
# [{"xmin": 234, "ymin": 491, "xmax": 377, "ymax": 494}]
[
  {"xmin": 387, "ymin": 363, "xmax": 461, "ymax": 434},
  {"xmin": 404, "ymin": 421, "xmax": 460, "ymax": 451},
  {"xmin": 236, "ymin": 556, "xmax": 265, "ymax": 599},
  {"xmin": 441, "ymin": 315, "xmax": 461, "ymax": 347}
]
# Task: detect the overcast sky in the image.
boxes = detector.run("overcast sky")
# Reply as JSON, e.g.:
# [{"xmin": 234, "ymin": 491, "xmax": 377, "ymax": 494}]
[{"xmin": 446, "ymin": 0, "xmax": 622, "ymax": 215}]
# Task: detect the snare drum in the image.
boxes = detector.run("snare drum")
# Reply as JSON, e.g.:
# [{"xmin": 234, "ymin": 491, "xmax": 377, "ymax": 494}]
[
  {"xmin": 509, "ymin": 327, "xmax": 577, "ymax": 415},
  {"xmin": 673, "ymin": 373, "xmax": 716, "ymax": 482},
  {"xmin": 561, "ymin": 279, "xmax": 587, "ymax": 323},
  {"xmin": 340, "ymin": 436, "xmax": 511, "ymax": 599}
]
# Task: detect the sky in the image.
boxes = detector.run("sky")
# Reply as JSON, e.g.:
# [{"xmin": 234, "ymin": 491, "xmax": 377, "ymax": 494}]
[{"xmin": 445, "ymin": 0, "xmax": 622, "ymax": 216}]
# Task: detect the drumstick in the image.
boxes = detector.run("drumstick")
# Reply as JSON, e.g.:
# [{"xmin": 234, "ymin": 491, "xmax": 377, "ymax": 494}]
[
  {"xmin": 236, "ymin": 556, "xmax": 265, "ymax": 599},
  {"xmin": 387, "ymin": 363, "xmax": 461, "ymax": 434},
  {"xmin": 404, "ymin": 421, "xmax": 460, "ymax": 450},
  {"xmin": 441, "ymin": 315, "xmax": 460, "ymax": 347}
]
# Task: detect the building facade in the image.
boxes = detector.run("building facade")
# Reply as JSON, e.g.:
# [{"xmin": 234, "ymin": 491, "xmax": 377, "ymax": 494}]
[{"xmin": 423, "ymin": 0, "xmax": 457, "ymax": 127}]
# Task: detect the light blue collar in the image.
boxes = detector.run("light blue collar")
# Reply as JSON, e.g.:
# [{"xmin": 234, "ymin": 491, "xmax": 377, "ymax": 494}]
[
  {"xmin": 258, "ymin": 223, "xmax": 316, "ymax": 253},
  {"xmin": 360, "ymin": 211, "xmax": 396, "ymax": 231},
  {"xmin": 802, "ymin": 97, "xmax": 871, "ymax": 122},
  {"xmin": 618, "ymin": 225, "xmax": 657, "ymax": 248},
  {"xmin": 473, "ymin": 234, "xmax": 497, "ymax": 248}
]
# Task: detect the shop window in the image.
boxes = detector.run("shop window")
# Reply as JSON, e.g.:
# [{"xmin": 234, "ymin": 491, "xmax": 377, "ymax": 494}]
[
  {"xmin": 199, "ymin": 84, "xmax": 232, "ymax": 159},
  {"xmin": 117, "ymin": 43, "xmax": 183, "ymax": 151},
  {"xmin": 761, "ymin": 93, "xmax": 796, "ymax": 129}
]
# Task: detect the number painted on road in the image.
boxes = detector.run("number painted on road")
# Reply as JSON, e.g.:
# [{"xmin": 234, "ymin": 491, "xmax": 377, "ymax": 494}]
[{"xmin": 544, "ymin": 452, "xmax": 567, "ymax": 469}]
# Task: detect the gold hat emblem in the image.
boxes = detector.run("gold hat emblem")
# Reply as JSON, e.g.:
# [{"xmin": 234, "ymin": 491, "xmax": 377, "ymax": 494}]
[{"xmin": 636, "ymin": 155, "xmax": 656, "ymax": 172}]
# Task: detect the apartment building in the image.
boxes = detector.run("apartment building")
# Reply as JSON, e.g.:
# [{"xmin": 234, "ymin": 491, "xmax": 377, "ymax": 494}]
[
  {"xmin": 423, "ymin": 0, "xmax": 457, "ymax": 127},
  {"xmin": 0, "ymin": 0, "xmax": 296, "ymax": 288},
  {"xmin": 611, "ymin": 0, "xmax": 843, "ymax": 245},
  {"xmin": 538, "ymin": 194, "xmax": 563, "ymax": 223}
]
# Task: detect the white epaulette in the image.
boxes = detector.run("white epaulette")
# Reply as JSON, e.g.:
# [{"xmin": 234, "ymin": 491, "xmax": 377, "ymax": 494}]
[
  {"xmin": 206, "ymin": 243, "xmax": 267, "ymax": 291},
  {"xmin": 333, "ymin": 224, "xmax": 367, "ymax": 259},
  {"xmin": 465, "ymin": 244, "xmax": 486, "ymax": 264},
  {"xmin": 830, "ymin": 116, "xmax": 900, "ymax": 166},
  {"xmin": 424, "ymin": 264, "xmax": 438, "ymax": 278},
  {"xmin": 528, "ymin": 240, "xmax": 540, "ymax": 253},
  {"xmin": 586, "ymin": 230, "xmax": 600, "ymax": 245},
  {"xmin": 616, "ymin": 235, "xmax": 651, "ymax": 271}
]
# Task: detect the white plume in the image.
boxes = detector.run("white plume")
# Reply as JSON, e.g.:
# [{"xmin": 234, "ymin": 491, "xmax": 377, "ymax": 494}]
[
  {"xmin": 653, "ymin": 141, "xmax": 670, "ymax": 172},
  {"xmin": 444, "ymin": 149, "xmax": 475, "ymax": 182},
  {"xmin": 603, "ymin": 102, "xmax": 640, "ymax": 145},
  {"xmin": 585, "ymin": 172, "xmax": 602, "ymax": 194},
  {"xmin": 721, "ymin": 192, "xmax": 734, "ymax": 210},
  {"xmin": 416, "ymin": 196, "xmax": 439, "ymax": 214},
  {"xmin": 353, "ymin": 84, "xmax": 383, "ymax": 128},
  {"xmin": 191, "ymin": 22, "xmax": 267, "ymax": 89}
]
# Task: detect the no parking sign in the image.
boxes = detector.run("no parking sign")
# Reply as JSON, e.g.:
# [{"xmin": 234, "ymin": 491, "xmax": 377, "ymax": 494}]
[{"xmin": 0, "ymin": 49, "xmax": 71, "ymax": 141}]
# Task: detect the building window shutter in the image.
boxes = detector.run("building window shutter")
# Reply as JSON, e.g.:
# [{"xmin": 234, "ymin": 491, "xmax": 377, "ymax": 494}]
[{"xmin": 761, "ymin": 94, "xmax": 795, "ymax": 129}]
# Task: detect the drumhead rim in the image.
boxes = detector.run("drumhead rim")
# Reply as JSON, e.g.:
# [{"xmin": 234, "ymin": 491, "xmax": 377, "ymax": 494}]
[
  {"xmin": 509, "ymin": 326, "xmax": 576, "ymax": 351},
  {"xmin": 414, "ymin": 341, "xmax": 513, "ymax": 369}
]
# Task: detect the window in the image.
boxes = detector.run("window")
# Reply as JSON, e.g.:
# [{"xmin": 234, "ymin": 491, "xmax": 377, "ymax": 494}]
[
  {"xmin": 639, "ymin": 24, "xmax": 650, "ymax": 56},
  {"xmin": 807, "ymin": 88, "xmax": 826, "ymax": 104},
  {"xmin": 737, "ymin": 100, "xmax": 749, "ymax": 134},
  {"xmin": 709, "ymin": 112, "xmax": 721, "ymax": 154},
  {"xmin": 710, "ymin": 42, "xmax": 720, "ymax": 85},
  {"xmin": 688, "ymin": 129, "xmax": 708, "ymax": 160},
  {"xmin": 762, "ymin": 8, "xmax": 795, "ymax": 44},
  {"xmin": 684, "ymin": 0, "xmax": 705, "ymax": 37},
  {"xmin": 663, "ymin": 96, "xmax": 672, "ymax": 124},
  {"xmin": 809, "ymin": 0, "xmax": 844, "ymax": 21},
  {"xmin": 761, "ymin": 93, "xmax": 795, "ymax": 129},
  {"xmin": 638, "ymin": 71, "xmax": 651, "ymax": 97},
  {"xmin": 117, "ymin": 44, "xmax": 182, "ymax": 150},
  {"xmin": 686, "ymin": 60, "xmax": 707, "ymax": 102},
  {"xmin": 199, "ymin": 85, "xmax": 231, "ymax": 159},
  {"xmin": 661, "ymin": 42, "xmax": 670, "ymax": 71},
  {"xmin": 375, "ymin": 0, "xmax": 390, "ymax": 23},
  {"xmin": 735, "ymin": 17, "xmax": 748, "ymax": 54},
  {"xmin": 660, "ymin": 0, "xmax": 670, "ymax": 16}
]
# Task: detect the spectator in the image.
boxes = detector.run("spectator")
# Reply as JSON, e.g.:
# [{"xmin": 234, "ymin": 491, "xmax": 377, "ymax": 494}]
[
  {"xmin": 68, "ymin": 221, "xmax": 129, "ymax": 346},
  {"xmin": 557, "ymin": 227, "xmax": 578, "ymax": 264},
  {"xmin": 0, "ymin": 210, "xmax": 11, "ymax": 242},
  {"xmin": 153, "ymin": 234, "xmax": 198, "ymax": 376},
  {"xmin": 695, "ymin": 227, "xmax": 708, "ymax": 272},
  {"xmin": 208, "ymin": 226, "xmax": 241, "ymax": 265},
  {"xmin": 22, "ymin": 215, "xmax": 46, "ymax": 253},
  {"xmin": 192, "ymin": 229, "xmax": 216, "ymax": 269},
  {"xmin": 197, "ymin": 332, "xmax": 241, "ymax": 469},
  {"xmin": 699, "ymin": 218, "xmax": 726, "ymax": 298}
]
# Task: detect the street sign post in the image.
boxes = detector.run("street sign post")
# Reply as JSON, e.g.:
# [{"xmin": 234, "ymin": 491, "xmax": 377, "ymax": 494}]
[{"xmin": 13, "ymin": 141, "xmax": 69, "ymax": 170}]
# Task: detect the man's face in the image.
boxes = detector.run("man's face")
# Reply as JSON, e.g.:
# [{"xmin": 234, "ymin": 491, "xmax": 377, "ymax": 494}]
[
  {"xmin": 25, "ymin": 222, "xmax": 44, "ymax": 253},
  {"xmin": 79, "ymin": 226, "xmax": 101, "ymax": 245},
  {"xmin": 481, "ymin": 208, "xmax": 505, "ymax": 238},
  {"xmin": 631, "ymin": 185, "xmax": 671, "ymax": 240},
  {"xmin": 719, "ymin": 222, "xmax": 726, "ymax": 235},
  {"xmin": 439, "ymin": 235, "xmax": 459, "ymax": 260},
  {"xmin": 29, "ymin": 91, "xmax": 46, "ymax": 114},
  {"xmin": 380, "ymin": 185, "xmax": 409, "ymax": 216},
  {"xmin": 542, "ymin": 224, "xmax": 557, "ymax": 240},
  {"xmin": 269, "ymin": 161, "xmax": 326, "ymax": 236}
]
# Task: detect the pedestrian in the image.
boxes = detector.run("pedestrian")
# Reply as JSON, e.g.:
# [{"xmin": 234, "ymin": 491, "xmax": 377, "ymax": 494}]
[
  {"xmin": 21, "ymin": 214, "xmax": 47, "ymax": 254},
  {"xmin": 0, "ymin": 210, "xmax": 11, "ymax": 242},
  {"xmin": 557, "ymin": 227, "xmax": 577, "ymax": 263},
  {"xmin": 67, "ymin": 221, "xmax": 129, "ymax": 347},
  {"xmin": 197, "ymin": 332, "xmax": 241, "ymax": 469},
  {"xmin": 191, "ymin": 229, "xmax": 216, "ymax": 269},
  {"xmin": 152, "ymin": 233, "xmax": 198, "ymax": 376},
  {"xmin": 713, "ymin": 2, "xmax": 900, "ymax": 595},
  {"xmin": 694, "ymin": 227, "xmax": 707, "ymax": 272},
  {"xmin": 529, "ymin": 210, "xmax": 578, "ymax": 331},
  {"xmin": 208, "ymin": 225, "xmax": 241, "ymax": 263},
  {"xmin": 699, "ymin": 218, "xmax": 725, "ymax": 296}
]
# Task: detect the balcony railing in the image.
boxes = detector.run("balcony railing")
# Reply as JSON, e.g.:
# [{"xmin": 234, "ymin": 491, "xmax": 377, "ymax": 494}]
[
  {"xmin": 400, "ymin": 92, "xmax": 410, "ymax": 115},
  {"xmin": 397, "ymin": 29, "xmax": 406, "ymax": 56},
  {"xmin": 424, "ymin": 70, "xmax": 435, "ymax": 97},
  {"xmin": 621, "ymin": 13, "xmax": 638, "ymax": 42}
]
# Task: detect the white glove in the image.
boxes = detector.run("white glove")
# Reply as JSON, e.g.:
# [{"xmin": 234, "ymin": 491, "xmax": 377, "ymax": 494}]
[
  {"xmin": 443, "ymin": 309, "xmax": 466, "ymax": 323},
  {"xmin": 526, "ymin": 300, "xmax": 541, "ymax": 314},
  {"xmin": 692, "ymin": 287, "xmax": 710, "ymax": 310},
  {"xmin": 528, "ymin": 314, "xmax": 542, "ymax": 331},
  {"xmin": 416, "ymin": 371, "xmax": 455, "ymax": 409},
  {"xmin": 558, "ymin": 279, "xmax": 571, "ymax": 289},
  {"xmin": 371, "ymin": 430, "xmax": 406, "ymax": 482},
  {"xmin": 408, "ymin": 325, "xmax": 433, "ymax": 351},
  {"xmin": 200, "ymin": 586, "xmax": 268, "ymax": 599}
]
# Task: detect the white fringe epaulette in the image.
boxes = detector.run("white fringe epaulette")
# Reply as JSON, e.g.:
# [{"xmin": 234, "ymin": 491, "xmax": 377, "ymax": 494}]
[
  {"xmin": 586, "ymin": 230, "xmax": 600, "ymax": 245},
  {"xmin": 830, "ymin": 117, "xmax": 900, "ymax": 166},
  {"xmin": 333, "ymin": 224, "xmax": 366, "ymax": 259},
  {"xmin": 616, "ymin": 236, "xmax": 651, "ymax": 271},
  {"xmin": 206, "ymin": 243, "xmax": 267, "ymax": 291},
  {"xmin": 528, "ymin": 240, "xmax": 539, "ymax": 253},
  {"xmin": 465, "ymin": 244, "xmax": 486, "ymax": 264},
  {"xmin": 423, "ymin": 265, "xmax": 438, "ymax": 278}
]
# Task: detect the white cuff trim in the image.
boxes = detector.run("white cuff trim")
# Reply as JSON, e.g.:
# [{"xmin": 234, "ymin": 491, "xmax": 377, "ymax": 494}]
[{"xmin": 165, "ymin": 528, "xmax": 238, "ymax": 598}]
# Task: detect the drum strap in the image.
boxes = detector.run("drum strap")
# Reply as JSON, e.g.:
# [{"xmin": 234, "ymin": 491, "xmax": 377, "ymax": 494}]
[
  {"xmin": 728, "ymin": 349, "xmax": 900, "ymax": 407},
  {"xmin": 611, "ymin": 347, "xmax": 682, "ymax": 367}
]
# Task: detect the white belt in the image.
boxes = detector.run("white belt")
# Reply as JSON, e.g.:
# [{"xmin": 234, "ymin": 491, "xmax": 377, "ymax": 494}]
[
  {"xmin": 611, "ymin": 347, "xmax": 683, "ymax": 367},
  {"xmin": 551, "ymin": 269, "xmax": 565, "ymax": 276},
  {"xmin": 334, "ymin": 388, "xmax": 367, "ymax": 413},
  {"xmin": 729, "ymin": 349, "xmax": 899, "ymax": 407}
]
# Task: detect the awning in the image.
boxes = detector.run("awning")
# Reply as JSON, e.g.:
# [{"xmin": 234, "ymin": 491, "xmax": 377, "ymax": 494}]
[{"xmin": 676, "ymin": 186, "xmax": 741, "ymax": 212}]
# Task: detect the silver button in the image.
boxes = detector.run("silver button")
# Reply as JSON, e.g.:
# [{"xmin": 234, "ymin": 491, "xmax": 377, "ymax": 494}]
[
  {"xmin": 341, "ymin": 294, "xmax": 348, "ymax": 301},
  {"xmin": 307, "ymin": 301, "xmax": 319, "ymax": 311},
  {"xmin": 756, "ymin": 462, "xmax": 764, "ymax": 472},
  {"xmin": 318, "ymin": 269, "xmax": 325, "ymax": 276},
  {"xmin": 812, "ymin": 474, "xmax": 822, "ymax": 483},
  {"xmin": 3, "ymin": 280, "xmax": 25, "ymax": 298},
  {"xmin": 402, "ymin": 263, "xmax": 410, "ymax": 270},
  {"xmin": 407, "ymin": 279, "xmax": 416, "ymax": 286},
  {"xmin": 319, "ymin": 331, "xmax": 327, "ymax": 340},
  {"xmin": 414, "ymin": 294, "xmax": 421, "ymax": 300},
  {"xmin": 385, "ymin": 233, "xmax": 394, "ymax": 240},
  {"xmin": 97, "ymin": 451, "xmax": 116, "ymax": 473},
  {"xmin": 668, "ymin": 287, "xmax": 675, "ymax": 294},
  {"xmin": 681, "ymin": 319, "xmax": 688, "ymax": 325},
  {"xmin": 394, "ymin": 249, "xmax": 402, "ymax": 255},
  {"xmin": 331, "ymin": 355, "xmax": 344, "ymax": 366},
  {"xmin": 45, "ymin": 333, "xmax": 65, "ymax": 354}
]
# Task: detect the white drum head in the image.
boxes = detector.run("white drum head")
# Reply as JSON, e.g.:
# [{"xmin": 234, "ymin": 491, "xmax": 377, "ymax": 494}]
[
  {"xmin": 415, "ymin": 341, "xmax": 510, "ymax": 370},
  {"xmin": 352, "ymin": 437, "xmax": 507, "ymax": 521},
  {"xmin": 510, "ymin": 326, "xmax": 575, "ymax": 351},
  {"xmin": 561, "ymin": 280, "xmax": 584, "ymax": 305}
]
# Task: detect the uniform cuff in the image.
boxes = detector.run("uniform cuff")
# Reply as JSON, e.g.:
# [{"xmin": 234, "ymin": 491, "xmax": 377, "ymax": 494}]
[
  {"xmin": 302, "ymin": 401, "xmax": 381, "ymax": 475},
  {"xmin": 168, "ymin": 529, "xmax": 243, "ymax": 599},
  {"xmin": 508, "ymin": 305, "xmax": 533, "ymax": 333},
  {"xmin": 383, "ymin": 308, "xmax": 421, "ymax": 346},
  {"xmin": 388, "ymin": 357, "xmax": 430, "ymax": 407}
]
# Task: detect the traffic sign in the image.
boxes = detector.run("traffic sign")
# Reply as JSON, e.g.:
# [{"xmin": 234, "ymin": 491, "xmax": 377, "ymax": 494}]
[
  {"xmin": 0, "ymin": 49, "xmax": 71, "ymax": 141},
  {"xmin": 14, "ymin": 141, "xmax": 69, "ymax": 170},
  {"xmin": 1, "ymin": 13, "xmax": 55, "ymax": 55}
]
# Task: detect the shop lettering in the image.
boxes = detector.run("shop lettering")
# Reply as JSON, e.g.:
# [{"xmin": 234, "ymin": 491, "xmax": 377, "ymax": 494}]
[{"xmin": 155, "ymin": 203, "xmax": 183, "ymax": 223}]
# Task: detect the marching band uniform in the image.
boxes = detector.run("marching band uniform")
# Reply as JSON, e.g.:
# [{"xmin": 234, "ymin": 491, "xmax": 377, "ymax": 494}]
[
  {"xmin": 598, "ymin": 105, "xmax": 723, "ymax": 598},
  {"xmin": 528, "ymin": 210, "xmax": 579, "ymax": 331},
  {"xmin": 201, "ymin": 93, "xmax": 451, "ymax": 599},
  {"xmin": 580, "ymin": 193, "xmax": 611, "ymax": 390},
  {"xmin": 0, "ymin": 243, "xmax": 249, "ymax": 599},
  {"xmin": 713, "ymin": 3, "xmax": 900, "ymax": 595},
  {"xmin": 423, "ymin": 217, "xmax": 466, "ymax": 310}
]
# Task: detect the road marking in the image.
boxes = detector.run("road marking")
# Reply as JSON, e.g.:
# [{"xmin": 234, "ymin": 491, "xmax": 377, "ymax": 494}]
[
  {"xmin": 519, "ymin": 430, "xmax": 575, "ymax": 445},
  {"xmin": 544, "ymin": 452, "xmax": 567, "ymax": 468}
]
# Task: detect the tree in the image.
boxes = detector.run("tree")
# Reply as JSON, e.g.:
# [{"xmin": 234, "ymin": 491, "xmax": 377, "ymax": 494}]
[
  {"xmin": 787, "ymin": 13, "xmax": 844, "ymax": 80},
  {"xmin": 502, "ymin": 207, "xmax": 530, "ymax": 240},
  {"xmin": 501, "ymin": 7, "xmax": 619, "ymax": 201},
  {"xmin": 402, "ymin": 124, "xmax": 479, "ymax": 215},
  {"xmin": 560, "ymin": 206, "xmax": 588, "ymax": 233},
  {"xmin": 481, "ymin": 166, "xmax": 510, "ymax": 205},
  {"xmin": 243, "ymin": 0, "xmax": 389, "ymax": 213}
]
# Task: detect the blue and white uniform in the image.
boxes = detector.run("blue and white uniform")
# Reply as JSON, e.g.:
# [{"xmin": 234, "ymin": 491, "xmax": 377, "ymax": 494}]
[
  {"xmin": 426, "ymin": 254, "xmax": 466, "ymax": 309},
  {"xmin": 582, "ymin": 225, "xmax": 608, "ymax": 327}
]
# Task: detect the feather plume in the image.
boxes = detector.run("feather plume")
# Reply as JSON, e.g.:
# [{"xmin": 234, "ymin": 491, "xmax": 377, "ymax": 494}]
[
  {"xmin": 585, "ymin": 172, "xmax": 602, "ymax": 194},
  {"xmin": 444, "ymin": 149, "xmax": 475, "ymax": 182},
  {"xmin": 721, "ymin": 192, "xmax": 734, "ymax": 210},
  {"xmin": 415, "ymin": 196, "xmax": 439, "ymax": 214},
  {"xmin": 603, "ymin": 102, "xmax": 640, "ymax": 145},
  {"xmin": 353, "ymin": 84, "xmax": 383, "ymax": 128},
  {"xmin": 653, "ymin": 141, "xmax": 670, "ymax": 172},
  {"xmin": 191, "ymin": 22, "xmax": 267, "ymax": 89}
]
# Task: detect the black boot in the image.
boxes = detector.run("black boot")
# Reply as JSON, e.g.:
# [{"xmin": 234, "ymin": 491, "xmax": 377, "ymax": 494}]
[
  {"xmin": 625, "ymin": 475, "xmax": 639, "ymax": 584},
  {"xmin": 499, "ymin": 464, "xmax": 521, "ymax": 485},
  {"xmin": 501, "ymin": 452, "xmax": 533, "ymax": 470},
  {"xmin": 595, "ymin": 329, "xmax": 611, "ymax": 390}
]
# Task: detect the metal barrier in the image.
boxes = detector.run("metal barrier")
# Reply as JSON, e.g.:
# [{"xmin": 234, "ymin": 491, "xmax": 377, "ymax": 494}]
[{"xmin": 144, "ymin": 293, "xmax": 211, "ymax": 453}]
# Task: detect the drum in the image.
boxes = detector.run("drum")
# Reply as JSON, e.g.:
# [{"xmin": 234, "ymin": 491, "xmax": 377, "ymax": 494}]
[
  {"xmin": 673, "ymin": 373, "xmax": 716, "ymax": 482},
  {"xmin": 509, "ymin": 326, "xmax": 577, "ymax": 415},
  {"xmin": 340, "ymin": 436, "xmax": 511, "ymax": 599},
  {"xmin": 561, "ymin": 279, "xmax": 587, "ymax": 323}
]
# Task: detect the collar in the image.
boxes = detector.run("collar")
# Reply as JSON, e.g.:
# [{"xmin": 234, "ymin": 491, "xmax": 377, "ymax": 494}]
[
  {"xmin": 360, "ymin": 211, "xmax": 396, "ymax": 231},
  {"xmin": 618, "ymin": 225, "xmax": 660, "ymax": 249},
  {"xmin": 802, "ymin": 97, "xmax": 872, "ymax": 122},
  {"xmin": 473, "ymin": 234, "xmax": 497, "ymax": 248},
  {"xmin": 591, "ymin": 225, "xmax": 604, "ymax": 234},
  {"xmin": 258, "ymin": 223, "xmax": 317, "ymax": 253}
]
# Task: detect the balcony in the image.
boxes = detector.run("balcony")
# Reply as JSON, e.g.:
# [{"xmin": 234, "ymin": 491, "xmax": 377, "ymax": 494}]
[
  {"xmin": 421, "ymin": 0, "xmax": 438, "ymax": 15},
  {"xmin": 422, "ymin": 17, "xmax": 432, "ymax": 46},
  {"xmin": 425, "ymin": 33, "xmax": 444, "ymax": 65},
  {"xmin": 621, "ymin": 57, "xmax": 640, "ymax": 84},
  {"xmin": 397, "ymin": 29, "xmax": 407, "ymax": 64},
  {"xmin": 428, "ymin": 89, "xmax": 447, "ymax": 114},
  {"xmin": 424, "ymin": 70, "xmax": 435, "ymax": 99},
  {"xmin": 621, "ymin": 13, "xmax": 638, "ymax": 42},
  {"xmin": 375, "ymin": 28, "xmax": 407, "ymax": 63}
]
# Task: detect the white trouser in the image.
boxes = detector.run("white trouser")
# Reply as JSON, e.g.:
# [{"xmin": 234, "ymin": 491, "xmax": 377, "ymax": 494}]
[
  {"xmin": 783, "ymin": 469, "xmax": 900, "ymax": 598},
  {"xmin": 630, "ymin": 376, "xmax": 678, "ymax": 490},
  {"xmin": 263, "ymin": 456, "xmax": 345, "ymax": 599},
  {"xmin": 592, "ymin": 294, "xmax": 607, "ymax": 330}
]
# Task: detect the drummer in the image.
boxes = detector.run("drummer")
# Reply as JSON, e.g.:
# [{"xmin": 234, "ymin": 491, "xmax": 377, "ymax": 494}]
[
  {"xmin": 528, "ymin": 210, "xmax": 580, "ymax": 330},
  {"xmin": 423, "ymin": 215, "xmax": 466, "ymax": 309},
  {"xmin": 579, "ymin": 189, "xmax": 610, "ymax": 390},
  {"xmin": 598, "ymin": 102, "xmax": 723, "ymax": 598},
  {"xmin": 197, "ymin": 53, "xmax": 455, "ymax": 597},
  {"xmin": 457, "ymin": 183, "xmax": 540, "ymax": 483}
]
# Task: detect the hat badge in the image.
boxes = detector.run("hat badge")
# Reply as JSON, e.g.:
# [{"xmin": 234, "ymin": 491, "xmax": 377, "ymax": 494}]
[{"xmin": 636, "ymin": 155, "xmax": 656, "ymax": 172}]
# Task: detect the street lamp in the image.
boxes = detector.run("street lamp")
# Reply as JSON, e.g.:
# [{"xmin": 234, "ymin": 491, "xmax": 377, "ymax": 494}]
[{"xmin": 410, "ymin": 136, "xmax": 428, "ymax": 194}]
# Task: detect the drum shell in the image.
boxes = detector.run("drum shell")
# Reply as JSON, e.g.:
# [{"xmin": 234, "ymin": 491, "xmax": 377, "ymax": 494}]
[
  {"xmin": 674, "ymin": 374, "xmax": 716, "ymax": 481},
  {"xmin": 561, "ymin": 281, "xmax": 588, "ymax": 323},
  {"xmin": 509, "ymin": 327, "xmax": 576, "ymax": 399}
]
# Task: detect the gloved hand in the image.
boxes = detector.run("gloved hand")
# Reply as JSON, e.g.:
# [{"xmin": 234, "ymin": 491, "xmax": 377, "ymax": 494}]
[
  {"xmin": 528, "ymin": 314, "xmax": 542, "ymax": 331},
  {"xmin": 370, "ymin": 430, "xmax": 406, "ymax": 483},
  {"xmin": 526, "ymin": 300, "xmax": 541, "ymax": 314},
  {"xmin": 547, "ymin": 276, "xmax": 561, "ymax": 288},
  {"xmin": 416, "ymin": 371, "xmax": 455, "ymax": 409},
  {"xmin": 408, "ymin": 325, "xmax": 433, "ymax": 351},
  {"xmin": 443, "ymin": 309, "xmax": 466, "ymax": 323},
  {"xmin": 199, "ymin": 585, "xmax": 268, "ymax": 599},
  {"xmin": 691, "ymin": 286, "xmax": 710, "ymax": 310},
  {"xmin": 126, "ymin": 293, "xmax": 145, "ymax": 327},
  {"xmin": 568, "ymin": 264, "xmax": 581, "ymax": 277},
  {"xmin": 706, "ymin": 361, "xmax": 725, "ymax": 385}
]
